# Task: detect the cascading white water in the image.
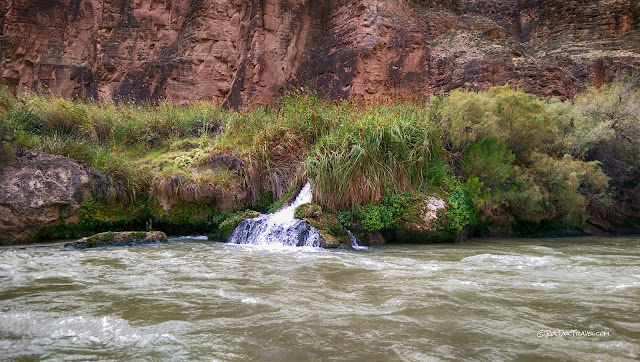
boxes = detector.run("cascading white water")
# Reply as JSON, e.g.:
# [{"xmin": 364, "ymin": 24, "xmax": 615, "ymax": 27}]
[
  {"xmin": 227, "ymin": 182, "xmax": 323, "ymax": 247},
  {"xmin": 346, "ymin": 229, "xmax": 368, "ymax": 250}
]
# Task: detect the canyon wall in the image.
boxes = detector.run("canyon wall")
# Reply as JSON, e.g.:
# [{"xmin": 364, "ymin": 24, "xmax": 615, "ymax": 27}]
[{"xmin": 1, "ymin": 0, "xmax": 639, "ymax": 106}]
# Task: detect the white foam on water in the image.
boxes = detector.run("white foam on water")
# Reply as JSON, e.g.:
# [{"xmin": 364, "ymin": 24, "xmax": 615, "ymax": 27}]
[
  {"xmin": 0, "ymin": 312, "xmax": 180, "ymax": 348},
  {"xmin": 461, "ymin": 253, "xmax": 556, "ymax": 269},
  {"xmin": 174, "ymin": 235, "xmax": 209, "ymax": 241}
]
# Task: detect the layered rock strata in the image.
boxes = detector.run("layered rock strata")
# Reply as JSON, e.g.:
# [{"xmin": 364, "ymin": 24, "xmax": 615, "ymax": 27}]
[{"xmin": 0, "ymin": 0, "xmax": 638, "ymax": 105}]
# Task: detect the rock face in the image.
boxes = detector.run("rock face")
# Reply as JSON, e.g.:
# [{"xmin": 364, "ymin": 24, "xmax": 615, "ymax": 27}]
[
  {"xmin": 1, "ymin": 0, "xmax": 638, "ymax": 106},
  {"xmin": 0, "ymin": 150, "xmax": 92, "ymax": 245}
]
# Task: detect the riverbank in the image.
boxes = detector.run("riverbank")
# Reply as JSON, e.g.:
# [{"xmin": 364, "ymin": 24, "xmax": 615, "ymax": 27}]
[{"xmin": 1, "ymin": 79, "xmax": 639, "ymax": 245}]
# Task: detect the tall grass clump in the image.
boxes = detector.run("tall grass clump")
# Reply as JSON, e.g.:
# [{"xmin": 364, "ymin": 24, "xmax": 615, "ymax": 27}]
[
  {"xmin": 307, "ymin": 104, "xmax": 449, "ymax": 212},
  {"xmin": 214, "ymin": 93, "xmax": 344, "ymax": 200}
]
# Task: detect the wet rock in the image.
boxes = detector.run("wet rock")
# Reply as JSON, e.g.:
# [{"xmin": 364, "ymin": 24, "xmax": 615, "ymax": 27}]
[
  {"xmin": 295, "ymin": 203, "xmax": 350, "ymax": 248},
  {"xmin": 368, "ymin": 231, "xmax": 387, "ymax": 247},
  {"xmin": 0, "ymin": 150, "xmax": 91, "ymax": 245},
  {"xmin": 65, "ymin": 231, "xmax": 168, "ymax": 249}
]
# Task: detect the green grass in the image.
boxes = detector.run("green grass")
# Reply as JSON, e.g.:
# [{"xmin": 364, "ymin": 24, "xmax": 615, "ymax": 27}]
[{"xmin": 306, "ymin": 104, "xmax": 448, "ymax": 211}]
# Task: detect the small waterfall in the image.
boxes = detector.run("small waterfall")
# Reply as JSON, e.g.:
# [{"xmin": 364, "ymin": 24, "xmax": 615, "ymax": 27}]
[
  {"xmin": 227, "ymin": 183, "xmax": 323, "ymax": 248},
  {"xmin": 346, "ymin": 230, "xmax": 368, "ymax": 250}
]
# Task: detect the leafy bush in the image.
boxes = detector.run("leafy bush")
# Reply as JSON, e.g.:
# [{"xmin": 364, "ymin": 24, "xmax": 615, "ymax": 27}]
[
  {"xmin": 349, "ymin": 192, "xmax": 415, "ymax": 232},
  {"xmin": 462, "ymin": 138, "xmax": 514, "ymax": 187},
  {"xmin": 357, "ymin": 204, "xmax": 395, "ymax": 232},
  {"xmin": 443, "ymin": 85, "xmax": 556, "ymax": 159},
  {"xmin": 572, "ymin": 79, "xmax": 640, "ymax": 222},
  {"xmin": 443, "ymin": 183, "xmax": 475, "ymax": 232},
  {"xmin": 444, "ymin": 85, "xmax": 613, "ymax": 233}
]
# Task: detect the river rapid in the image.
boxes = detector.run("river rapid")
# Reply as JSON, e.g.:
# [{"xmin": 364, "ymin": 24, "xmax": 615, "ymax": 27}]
[{"xmin": 1, "ymin": 237, "xmax": 639, "ymax": 361}]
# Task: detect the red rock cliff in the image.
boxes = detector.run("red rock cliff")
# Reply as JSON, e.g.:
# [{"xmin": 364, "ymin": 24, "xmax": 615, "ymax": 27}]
[{"xmin": 1, "ymin": 0, "xmax": 639, "ymax": 106}]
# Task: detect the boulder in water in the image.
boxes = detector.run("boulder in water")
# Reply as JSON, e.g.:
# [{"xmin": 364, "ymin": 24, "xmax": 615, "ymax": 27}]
[{"xmin": 65, "ymin": 231, "xmax": 168, "ymax": 249}]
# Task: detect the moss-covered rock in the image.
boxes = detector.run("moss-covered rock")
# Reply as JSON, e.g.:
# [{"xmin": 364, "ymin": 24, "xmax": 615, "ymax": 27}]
[
  {"xmin": 296, "ymin": 204, "xmax": 350, "ymax": 248},
  {"xmin": 148, "ymin": 198, "xmax": 220, "ymax": 234},
  {"xmin": 294, "ymin": 203, "xmax": 323, "ymax": 219},
  {"xmin": 209, "ymin": 210, "xmax": 260, "ymax": 242},
  {"xmin": 268, "ymin": 182, "xmax": 303, "ymax": 213},
  {"xmin": 388, "ymin": 196, "xmax": 459, "ymax": 243},
  {"xmin": 65, "ymin": 231, "xmax": 168, "ymax": 249},
  {"xmin": 44, "ymin": 194, "xmax": 223, "ymax": 240}
]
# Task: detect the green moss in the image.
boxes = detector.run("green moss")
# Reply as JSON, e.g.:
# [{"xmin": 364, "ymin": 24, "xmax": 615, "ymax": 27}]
[
  {"xmin": 249, "ymin": 190, "xmax": 274, "ymax": 213},
  {"xmin": 268, "ymin": 184, "xmax": 300, "ymax": 213},
  {"xmin": 302, "ymin": 210, "xmax": 349, "ymax": 248},
  {"xmin": 78, "ymin": 197, "xmax": 148, "ymax": 226},
  {"xmin": 67, "ymin": 231, "xmax": 168, "ymax": 249},
  {"xmin": 148, "ymin": 199, "xmax": 217, "ymax": 225},
  {"xmin": 43, "ymin": 195, "xmax": 223, "ymax": 240},
  {"xmin": 42, "ymin": 197, "xmax": 149, "ymax": 240},
  {"xmin": 294, "ymin": 203, "xmax": 322, "ymax": 219},
  {"xmin": 148, "ymin": 198, "xmax": 221, "ymax": 234}
]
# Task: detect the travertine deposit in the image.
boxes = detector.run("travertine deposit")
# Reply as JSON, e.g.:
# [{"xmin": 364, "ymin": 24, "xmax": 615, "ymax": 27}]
[{"xmin": 1, "ymin": 0, "xmax": 639, "ymax": 106}]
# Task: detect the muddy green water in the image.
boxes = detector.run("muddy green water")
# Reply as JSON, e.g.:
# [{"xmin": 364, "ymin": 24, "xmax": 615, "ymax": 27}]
[{"xmin": 1, "ymin": 237, "xmax": 639, "ymax": 361}]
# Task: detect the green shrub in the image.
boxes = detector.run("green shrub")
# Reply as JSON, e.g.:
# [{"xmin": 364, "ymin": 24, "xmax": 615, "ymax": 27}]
[
  {"xmin": 461, "ymin": 138, "xmax": 515, "ymax": 187},
  {"xmin": 357, "ymin": 204, "xmax": 395, "ymax": 232},
  {"xmin": 443, "ymin": 85, "xmax": 556, "ymax": 159},
  {"xmin": 349, "ymin": 192, "xmax": 416, "ymax": 232},
  {"xmin": 338, "ymin": 211, "xmax": 355, "ymax": 229},
  {"xmin": 443, "ymin": 182, "xmax": 476, "ymax": 232},
  {"xmin": 572, "ymin": 78, "xmax": 640, "ymax": 223},
  {"xmin": 326, "ymin": 222, "xmax": 346, "ymax": 237}
]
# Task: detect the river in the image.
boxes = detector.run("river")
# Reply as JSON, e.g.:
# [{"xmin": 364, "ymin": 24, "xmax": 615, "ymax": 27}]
[{"xmin": 1, "ymin": 237, "xmax": 639, "ymax": 360}]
